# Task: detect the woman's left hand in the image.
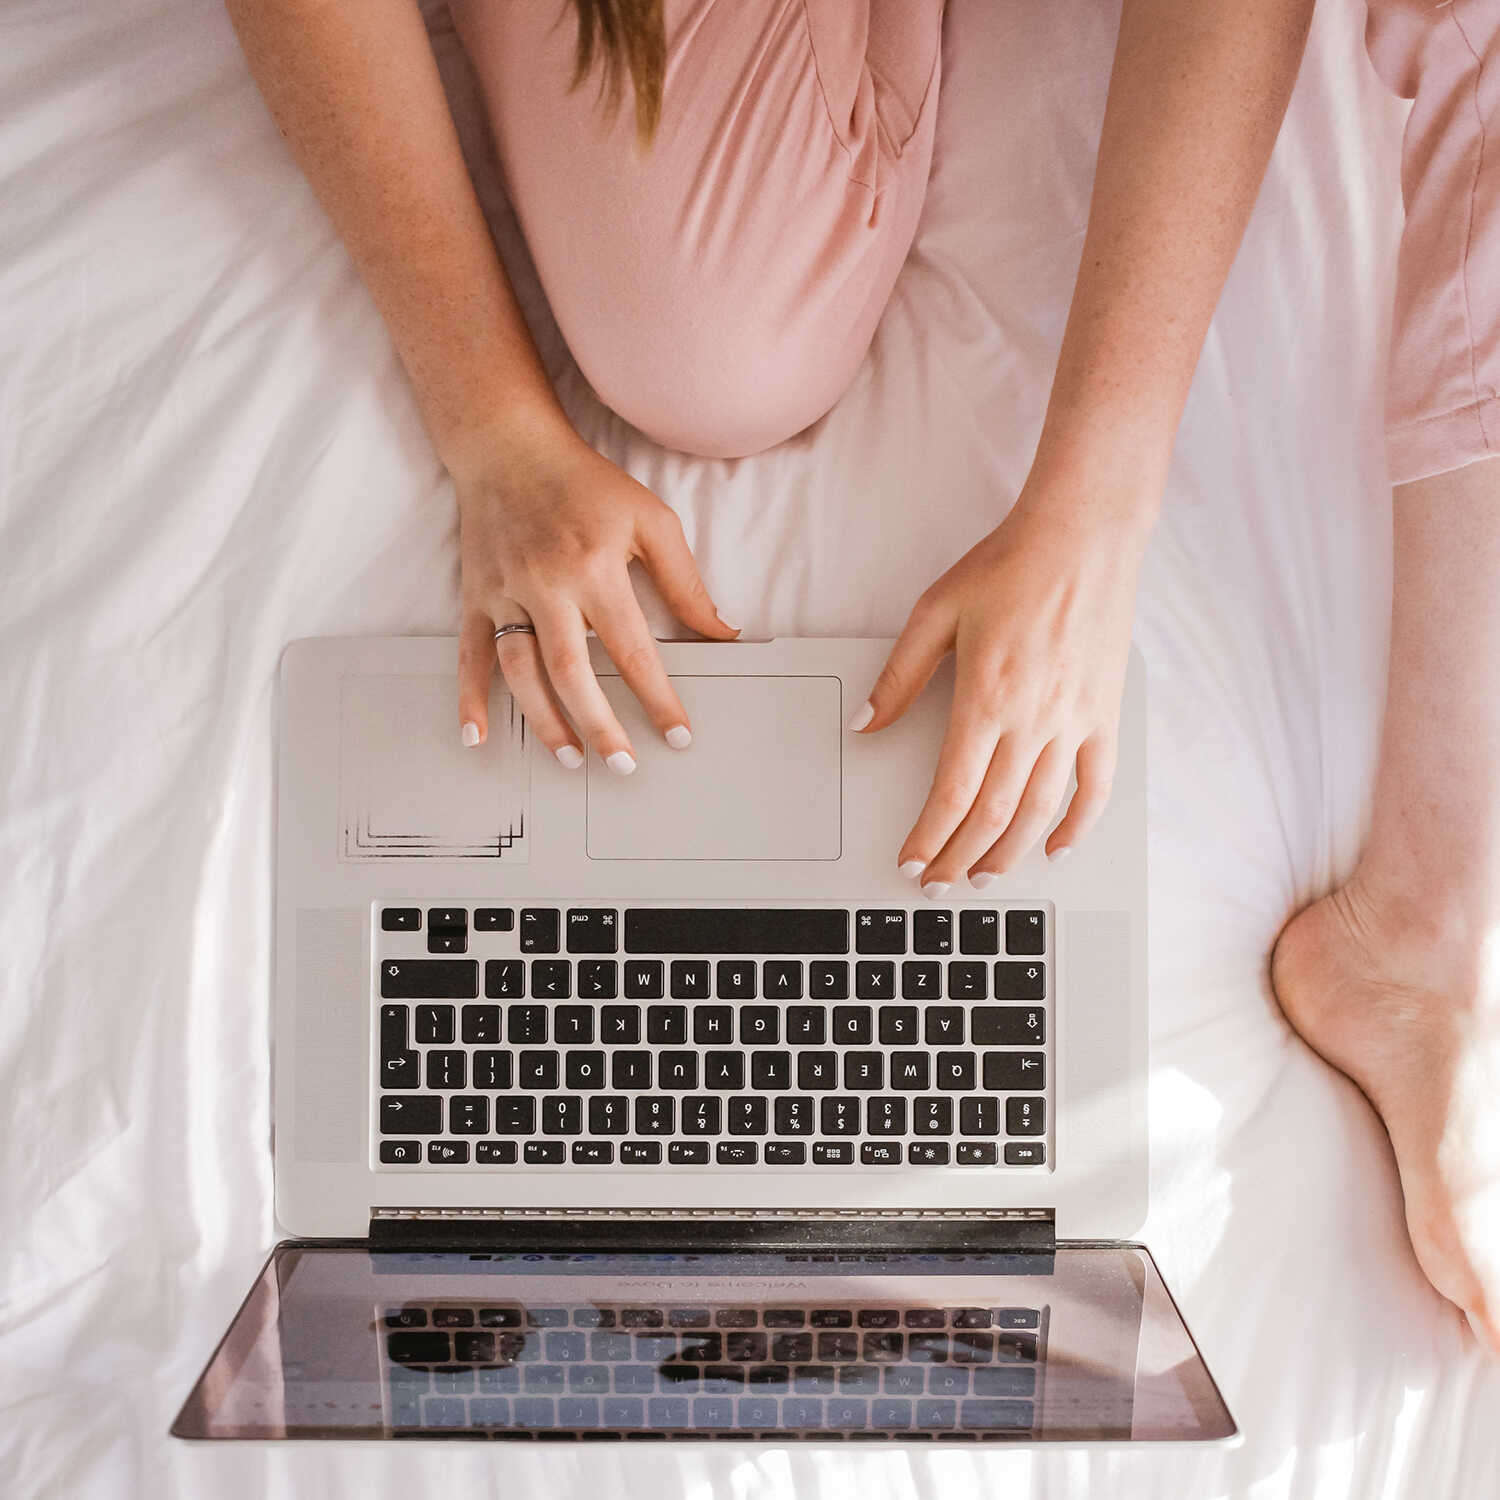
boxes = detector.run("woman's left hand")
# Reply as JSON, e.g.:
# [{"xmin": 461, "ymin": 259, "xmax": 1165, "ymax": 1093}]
[{"xmin": 851, "ymin": 461, "xmax": 1153, "ymax": 894}]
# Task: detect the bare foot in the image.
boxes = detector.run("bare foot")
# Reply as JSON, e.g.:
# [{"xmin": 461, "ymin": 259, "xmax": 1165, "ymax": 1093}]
[{"xmin": 1271, "ymin": 874, "xmax": 1500, "ymax": 1352}]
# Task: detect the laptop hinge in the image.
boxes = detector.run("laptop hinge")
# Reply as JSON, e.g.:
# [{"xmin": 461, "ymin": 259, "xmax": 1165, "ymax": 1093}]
[{"xmin": 367, "ymin": 1206, "xmax": 1055, "ymax": 1256}]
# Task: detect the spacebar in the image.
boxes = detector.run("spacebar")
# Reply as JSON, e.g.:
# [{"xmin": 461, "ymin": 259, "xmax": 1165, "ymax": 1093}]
[{"xmin": 624, "ymin": 908, "xmax": 849, "ymax": 954}]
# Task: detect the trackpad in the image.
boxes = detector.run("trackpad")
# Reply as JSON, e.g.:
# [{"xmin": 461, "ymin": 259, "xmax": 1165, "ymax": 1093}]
[{"xmin": 587, "ymin": 675, "xmax": 842, "ymax": 861}]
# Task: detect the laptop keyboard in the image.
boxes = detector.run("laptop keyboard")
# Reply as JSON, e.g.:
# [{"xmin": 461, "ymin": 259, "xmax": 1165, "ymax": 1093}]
[
  {"xmin": 379, "ymin": 1296, "xmax": 1046, "ymax": 1437},
  {"xmin": 373, "ymin": 903, "xmax": 1050, "ymax": 1170}
]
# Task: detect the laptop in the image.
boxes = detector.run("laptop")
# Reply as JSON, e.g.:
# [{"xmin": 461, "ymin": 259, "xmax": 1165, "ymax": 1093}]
[{"xmin": 172, "ymin": 634, "xmax": 1236, "ymax": 1444}]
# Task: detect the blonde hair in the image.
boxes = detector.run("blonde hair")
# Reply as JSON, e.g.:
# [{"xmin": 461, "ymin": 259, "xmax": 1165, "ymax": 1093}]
[{"xmin": 569, "ymin": 0, "xmax": 666, "ymax": 144}]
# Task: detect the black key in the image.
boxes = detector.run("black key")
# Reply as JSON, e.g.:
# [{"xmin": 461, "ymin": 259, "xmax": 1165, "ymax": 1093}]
[
  {"xmin": 379, "ymin": 1139, "xmax": 421, "ymax": 1163},
  {"xmin": 716, "ymin": 1142, "xmax": 758, "ymax": 1165},
  {"xmin": 838, "ymin": 1364, "xmax": 881, "ymax": 1393},
  {"xmin": 380, "ymin": 1003, "xmax": 409, "ymax": 1052},
  {"xmin": 959, "ymin": 908, "xmax": 1000, "ymax": 955},
  {"xmin": 956, "ymin": 1142, "xmax": 998, "ymax": 1165},
  {"xmin": 565, "ymin": 1050, "xmax": 607, "ymax": 1090},
  {"xmin": 972, "ymin": 1006, "xmax": 1046, "ymax": 1046},
  {"xmin": 740, "ymin": 1007, "xmax": 780, "ymax": 1044},
  {"xmin": 530, "ymin": 960, "xmax": 571, "ymax": 999},
  {"xmin": 474, "ymin": 907, "xmax": 514, "ymax": 932},
  {"xmin": 879, "ymin": 1006, "xmax": 919, "ymax": 1045},
  {"xmin": 565, "ymin": 908, "xmax": 618, "ymax": 954},
  {"xmin": 913, "ymin": 909, "xmax": 953, "ymax": 955},
  {"xmin": 414, "ymin": 1005, "xmax": 456, "ymax": 1044},
  {"xmin": 382, "ymin": 907, "xmax": 420, "ymax": 932},
  {"xmin": 541, "ymin": 1095, "xmax": 583, "ymax": 1135},
  {"xmin": 623, "ymin": 962, "xmax": 663, "ymax": 1000},
  {"xmin": 1006, "ymin": 1098, "xmax": 1045, "ymax": 1136},
  {"xmin": 658, "ymin": 1050, "xmax": 699, "ymax": 1089},
  {"xmin": 427, "ymin": 1140, "xmax": 469, "ymax": 1164},
  {"xmin": 994, "ymin": 1310, "xmax": 1040, "ymax": 1330},
  {"xmin": 901, "ymin": 962, "xmax": 941, "ymax": 999},
  {"xmin": 670, "ymin": 1141, "xmax": 711, "ymax": 1164},
  {"xmin": 461, "ymin": 1004, "xmax": 501, "ymax": 1044},
  {"xmin": 904, "ymin": 1309, "xmax": 945, "ymax": 1329},
  {"xmin": 925, "ymin": 1008, "xmax": 965, "ymax": 1045},
  {"xmin": 611, "ymin": 1051, "xmax": 652, "ymax": 1089},
  {"xmin": 808, "ymin": 962, "xmax": 849, "ymax": 1000},
  {"xmin": 909, "ymin": 1141, "xmax": 951, "ymax": 1164},
  {"xmin": 506, "ymin": 1004, "xmax": 547, "ymax": 1043},
  {"xmin": 884, "ymin": 1366, "xmax": 923, "ymax": 1395},
  {"xmin": 621, "ymin": 1141, "xmax": 663, "ymax": 1164},
  {"xmin": 519, "ymin": 908, "xmax": 561, "ymax": 953},
  {"xmin": 494, "ymin": 1097, "xmax": 536, "ymax": 1134},
  {"xmin": 951, "ymin": 1307, "xmax": 991, "ymax": 1329},
  {"xmin": 832, "ymin": 1006, "xmax": 873, "ymax": 1045},
  {"xmin": 587, "ymin": 1095, "xmax": 629, "ymax": 1135},
  {"xmin": 854, "ymin": 962, "xmax": 895, "ymax": 1000},
  {"xmin": 425, "ymin": 1049, "xmax": 466, "ymax": 1090},
  {"xmin": 854, "ymin": 909, "xmax": 906, "ymax": 954},
  {"xmin": 477, "ymin": 1141, "xmax": 519, "ymax": 1164},
  {"xmin": 427, "ymin": 907, "xmax": 467, "ymax": 954},
  {"xmin": 813, "ymin": 1140, "xmax": 855, "ymax": 1164},
  {"xmin": 668, "ymin": 961, "xmax": 709, "ymax": 999},
  {"xmin": 820, "ymin": 1097, "xmax": 860, "ymax": 1136},
  {"xmin": 473, "ymin": 1050, "xmax": 512, "ymax": 1089},
  {"xmin": 625, "ymin": 908, "xmax": 849, "ymax": 954},
  {"xmin": 635, "ymin": 1097, "xmax": 675, "ymax": 1135},
  {"xmin": 908, "ymin": 1331, "xmax": 950, "ymax": 1363},
  {"xmin": 866, "ymin": 1098, "xmax": 906, "ymax": 1136},
  {"xmin": 959, "ymin": 1097, "xmax": 1000, "ymax": 1136},
  {"xmin": 704, "ymin": 1052, "xmax": 744, "ymax": 1089},
  {"xmin": 936, "ymin": 1051, "xmax": 975, "ymax": 1090},
  {"xmin": 770, "ymin": 1332, "xmax": 812, "ymax": 1362},
  {"xmin": 524, "ymin": 1141, "xmax": 565, "ymax": 1164},
  {"xmin": 797, "ymin": 1052, "xmax": 838, "ymax": 1090},
  {"xmin": 694, "ymin": 1006, "xmax": 734, "ymax": 1043},
  {"xmin": 983, "ymin": 1052, "xmax": 1046, "ymax": 1091},
  {"xmin": 381, "ymin": 1050, "xmax": 420, "ymax": 1089},
  {"xmin": 519, "ymin": 1050, "xmax": 559, "ymax": 1089},
  {"xmin": 996, "ymin": 1331, "xmax": 1038, "ymax": 1361},
  {"xmin": 773, "ymin": 1096, "xmax": 815, "ymax": 1136},
  {"xmin": 577, "ymin": 960, "xmax": 617, "ymax": 1000},
  {"xmin": 1005, "ymin": 910, "xmax": 1046, "ymax": 956},
  {"xmin": 553, "ymin": 1006, "xmax": 593, "ymax": 1044},
  {"xmin": 388, "ymin": 1331, "xmax": 451, "ymax": 1363},
  {"xmin": 762, "ymin": 960, "xmax": 802, "ymax": 1000},
  {"xmin": 647, "ymin": 1005, "xmax": 688, "ymax": 1044},
  {"xmin": 765, "ymin": 1142, "xmax": 807, "ymax": 1164},
  {"xmin": 1004, "ymin": 1142, "xmax": 1046, "ymax": 1165},
  {"xmin": 749, "ymin": 1051, "xmax": 790, "ymax": 1090},
  {"xmin": 946, "ymin": 962, "xmax": 987, "ymax": 1000},
  {"xmin": 449, "ymin": 1096, "xmax": 489, "ymax": 1134},
  {"xmin": 601, "ymin": 1006, "xmax": 642, "ymax": 1044},
  {"xmin": 485, "ymin": 959, "xmax": 525, "ymax": 998},
  {"xmin": 889, "ymin": 1051, "xmax": 930, "ymax": 1090},
  {"xmin": 681, "ymin": 1097, "xmax": 721, "ymax": 1135},
  {"xmin": 727, "ymin": 1097, "xmax": 768, "ymax": 1135},
  {"xmin": 913, "ymin": 1097, "xmax": 953, "ymax": 1136},
  {"xmin": 380, "ymin": 958, "xmax": 477, "ymax": 999},
  {"xmin": 993, "ymin": 958, "xmax": 1046, "ymax": 1002},
  {"xmin": 844, "ymin": 1052, "xmax": 884, "ymax": 1090},
  {"xmin": 572, "ymin": 1141, "xmax": 614, "ymax": 1165},
  {"xmin": 857, "ymin": 1310, "xmax": 900, "ymax": 1329},
  {"xmin": 715, "ymin": 961, "xmax": 757, "ymax": 999},
  {"xmin": 787, "ymin": 1006, "xmax": 827, "ymax": 1043}
]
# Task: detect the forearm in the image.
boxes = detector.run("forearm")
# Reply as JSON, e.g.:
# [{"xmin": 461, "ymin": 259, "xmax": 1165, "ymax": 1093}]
[
  {"xmin": 1031, "ymin": 0, "xmax": 1315, "ymax": 526},
  {"xmin": 224, "ymin": 0, "xmax": 567, "ymax": 478}
]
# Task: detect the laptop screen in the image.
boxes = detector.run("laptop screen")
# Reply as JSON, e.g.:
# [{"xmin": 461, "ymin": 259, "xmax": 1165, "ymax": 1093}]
[{"xmin": 172, "ymin": 1242, "xmax": 1234, "ymax": 1443}]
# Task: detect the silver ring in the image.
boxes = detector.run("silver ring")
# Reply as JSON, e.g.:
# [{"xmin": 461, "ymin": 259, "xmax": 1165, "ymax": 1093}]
[{"xmin": 492, "ymin": 622, "xmax": 537, "ymax": 642}]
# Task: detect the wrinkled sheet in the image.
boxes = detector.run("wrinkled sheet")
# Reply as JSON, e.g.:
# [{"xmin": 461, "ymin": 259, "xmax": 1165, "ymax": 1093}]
[{"xmin": 4, "ymin": 0, "xmax": 1498, "ymax": 1494}]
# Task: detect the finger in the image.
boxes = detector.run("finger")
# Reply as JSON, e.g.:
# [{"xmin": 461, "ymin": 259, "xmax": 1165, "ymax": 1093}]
[
  {"xmin": 528, "ymin": 597, "xmax": 638, "ymax": 772},
  {"xmin": 635, "ymin": 504, "xmax": 740, "ymax": 639},
  {"xmin": 965, "ymin": 738, "xmax": 1076, "ymax": 883},
  {"xmin": 491, "ymin": 623, "xmax": 584, "ymax": 769},
  {"xmin": 457, "ymin": 610, "xmax": 497, "ymax": 747},
  {"xmin": 922, "ymin": 735, "xmax": 1045, "ymax": 890},
  {"xmin": 1044, "ymin": 732, "xmax": 1118, "ymax": 858},
  {"xmin": 849, "ymin": 595, "xmax": 952, "ymax": 733},
  {"xmin": 584, "ymin": 575, "xmax": 693, "ymax": 746}
]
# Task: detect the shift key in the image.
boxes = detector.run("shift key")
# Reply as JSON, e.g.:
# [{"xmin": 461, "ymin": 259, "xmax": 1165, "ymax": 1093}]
[{"xmin": 379, "ymin": 959, "xmax": 478, "ymax": 998}]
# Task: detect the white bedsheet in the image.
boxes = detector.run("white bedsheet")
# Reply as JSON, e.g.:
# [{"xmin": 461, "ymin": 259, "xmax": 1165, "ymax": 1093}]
[{"xmin": 4, "ymin": 0, "xmax": 1498, "ymax": 1494}]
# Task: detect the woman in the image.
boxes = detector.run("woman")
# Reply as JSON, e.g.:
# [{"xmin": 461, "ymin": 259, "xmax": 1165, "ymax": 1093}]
[{"xmin": 224, "ymin": 0, "xmax": 1498, "ymax": 1347}]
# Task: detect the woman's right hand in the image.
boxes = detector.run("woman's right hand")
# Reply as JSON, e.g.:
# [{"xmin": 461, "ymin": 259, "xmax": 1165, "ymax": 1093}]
[{"xmin": 454, "ymin": 419, "xmax": 740, "ymax": 772}]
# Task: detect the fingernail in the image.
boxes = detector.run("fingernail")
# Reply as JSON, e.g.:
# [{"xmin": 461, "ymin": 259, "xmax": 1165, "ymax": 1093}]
[
  {"xmin": 461, "ymin": 721, "xmax": 481, "ymax": 748},
  {"xmin": 1047, "ymin": 846, "xmax": 1071, "ymax": 863},
  {"xmin": 969, "ymin": 872, "xmax": 997, "ymax": 891},
  {"xmin": 848, "ymin": 701, "xmax": 874, "ymax": 733},
  {"xmin": 719, "ymin": 616, "xmax": 742, "ymax": 634},
  {"xmin": 605, "ymin": 750, "xmax": 637, "ymax": 776},
  {"xmin": 555, "ymin": 744, "xmax": 584, "ymax": 770},
  {"xmin": 921, "ymin": 881, "xmax": 951, "ymax": 901},
  {"xmin": 665, "ymin": 725, "xmax": 692, "ymax": 750},
  {"xmin": 898, "ymin": 859, "xmax": 926, "ymax": 881}
]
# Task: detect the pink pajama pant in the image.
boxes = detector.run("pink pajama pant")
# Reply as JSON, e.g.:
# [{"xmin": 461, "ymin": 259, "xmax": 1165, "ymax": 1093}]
[{"xmin": 451, "ymin": 0, "xmax": 1497, "ymax": 481}]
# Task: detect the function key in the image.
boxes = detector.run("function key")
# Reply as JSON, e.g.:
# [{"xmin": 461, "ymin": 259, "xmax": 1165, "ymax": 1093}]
[
  {"xmin": 572, "ymin": 1141, "xmax": 615, "ymax": 1165},
  {"xmin": 861, "ymin": 1142, "xmax": 903, "ymax": 1165},
  {"xmin": 566, "ymin": 908, "xmax": 618, "ymax": 953},
  {"xmin": 524, "ymin": 1141, "xmax": 566, "ymax": 1164},
  {"xmin": 1005, "ymin": 910, "xmax": 1046, "ymax": 956},
  {"xmin": 379, "ymin": 1139, "xmax": 421, "ymax": 1164},
  {"xmin": 476, "ymin": 1141, "xmax": 519, "ymax": 1164},
  {"xmin": 913, "ymin": 909, "xmax": 953, "ymax": 955},
  {"xmin": 1003, "ymin": 1143, "xmax": 1046, "ymax": 1166},
  {"xmin": 994, "ymin": 962, "xmax": 1045, "ymax": 1000},
  {"xmin": 427, "ymin": 908, "xmax": 468, "ymax": 954},
  {"xmin": 382, "ymin": 907, "xmax": 420, "ymax": 931},
  {"xmin": 474, "ymin": 908, "xmax": 514, "ymax": 932},
  {"xmin": 620, "ymin": 1141, "xmax": 664, "ymax": 1165},
  {"xmin": 519, "ymin": 908, "xmax": 561, "ymax": 953},
  {"xmin": 959, "ymin": 909, "xmax": 1000, "ymax": 954},
  {"xmin": 427, "ymin": 1141, "xmax": 469, "ymax": 1164},
  {"xmin": 765, "ymin": 1143, "xmax": 807, "ymax": 1165},
  {"xmin": 956, "ymin": 1142, "xmax": 999, "ymax": 1165},
  {"xmin": 715, "ymin": 1142, "xmax": 758, "ymax": 1166},
  {"xmin": 669, "ymin": 1141, "xmax": 711, "ymax": 1165},
  {"xmin": 812, "ymin": 1141, "xmax": 855, "ymax": 1165},
  {"xmin": 909, "ymin": 1142, "xmax": 950, "ymax": 1165},
  {"xmin": 855, "ymin": 910, "xmax": 907, "ymax": 954}
]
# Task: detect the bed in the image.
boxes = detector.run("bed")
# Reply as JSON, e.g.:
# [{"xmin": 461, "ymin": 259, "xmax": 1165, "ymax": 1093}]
[{"xmin": 4, "ymin": 0, "xmax": 1498, "ymax": 1494}]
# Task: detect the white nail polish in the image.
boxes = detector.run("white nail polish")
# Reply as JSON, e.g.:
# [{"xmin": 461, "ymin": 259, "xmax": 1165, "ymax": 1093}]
[
  {"xmin": 461, "ymin": 721, "xmax": 480, "ymax": 748},
  {"xmin": 898, "ymin": 859, "xmax": 926, "ymax": 880},
  {"xmin": 555, "ymin": 744, "xmax": 584, "ymax": 770},
  {"xmin": 921, "ymin": 881, "xmax": 951, "ymax": 901},
  {"xmin": 665, "ymin": 725, "xmax": 692, "ymax": 750},
  {"xmin": 848, "ymin": 700, "xmax": 874, "ymax": 732},
  {"xmin": 969, "ymin": 872, "xmax": 997, "ymax": 891},
  {"xmin": 605, "ymin": 750, "xmax": 637, "ymax": 776},
  {"xmin": 1047, "ymin": 846, "xmax": 1071, "ymax": 863},
  {"xmin": 719, "ymin": 616, "xmax": 742, "ymax": 633}
]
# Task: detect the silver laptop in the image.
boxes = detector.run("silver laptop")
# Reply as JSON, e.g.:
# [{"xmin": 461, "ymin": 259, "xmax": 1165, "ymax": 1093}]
[{"xmin": 172, "ymin": 635, "xmax": 1235, "ymax": 1444}]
